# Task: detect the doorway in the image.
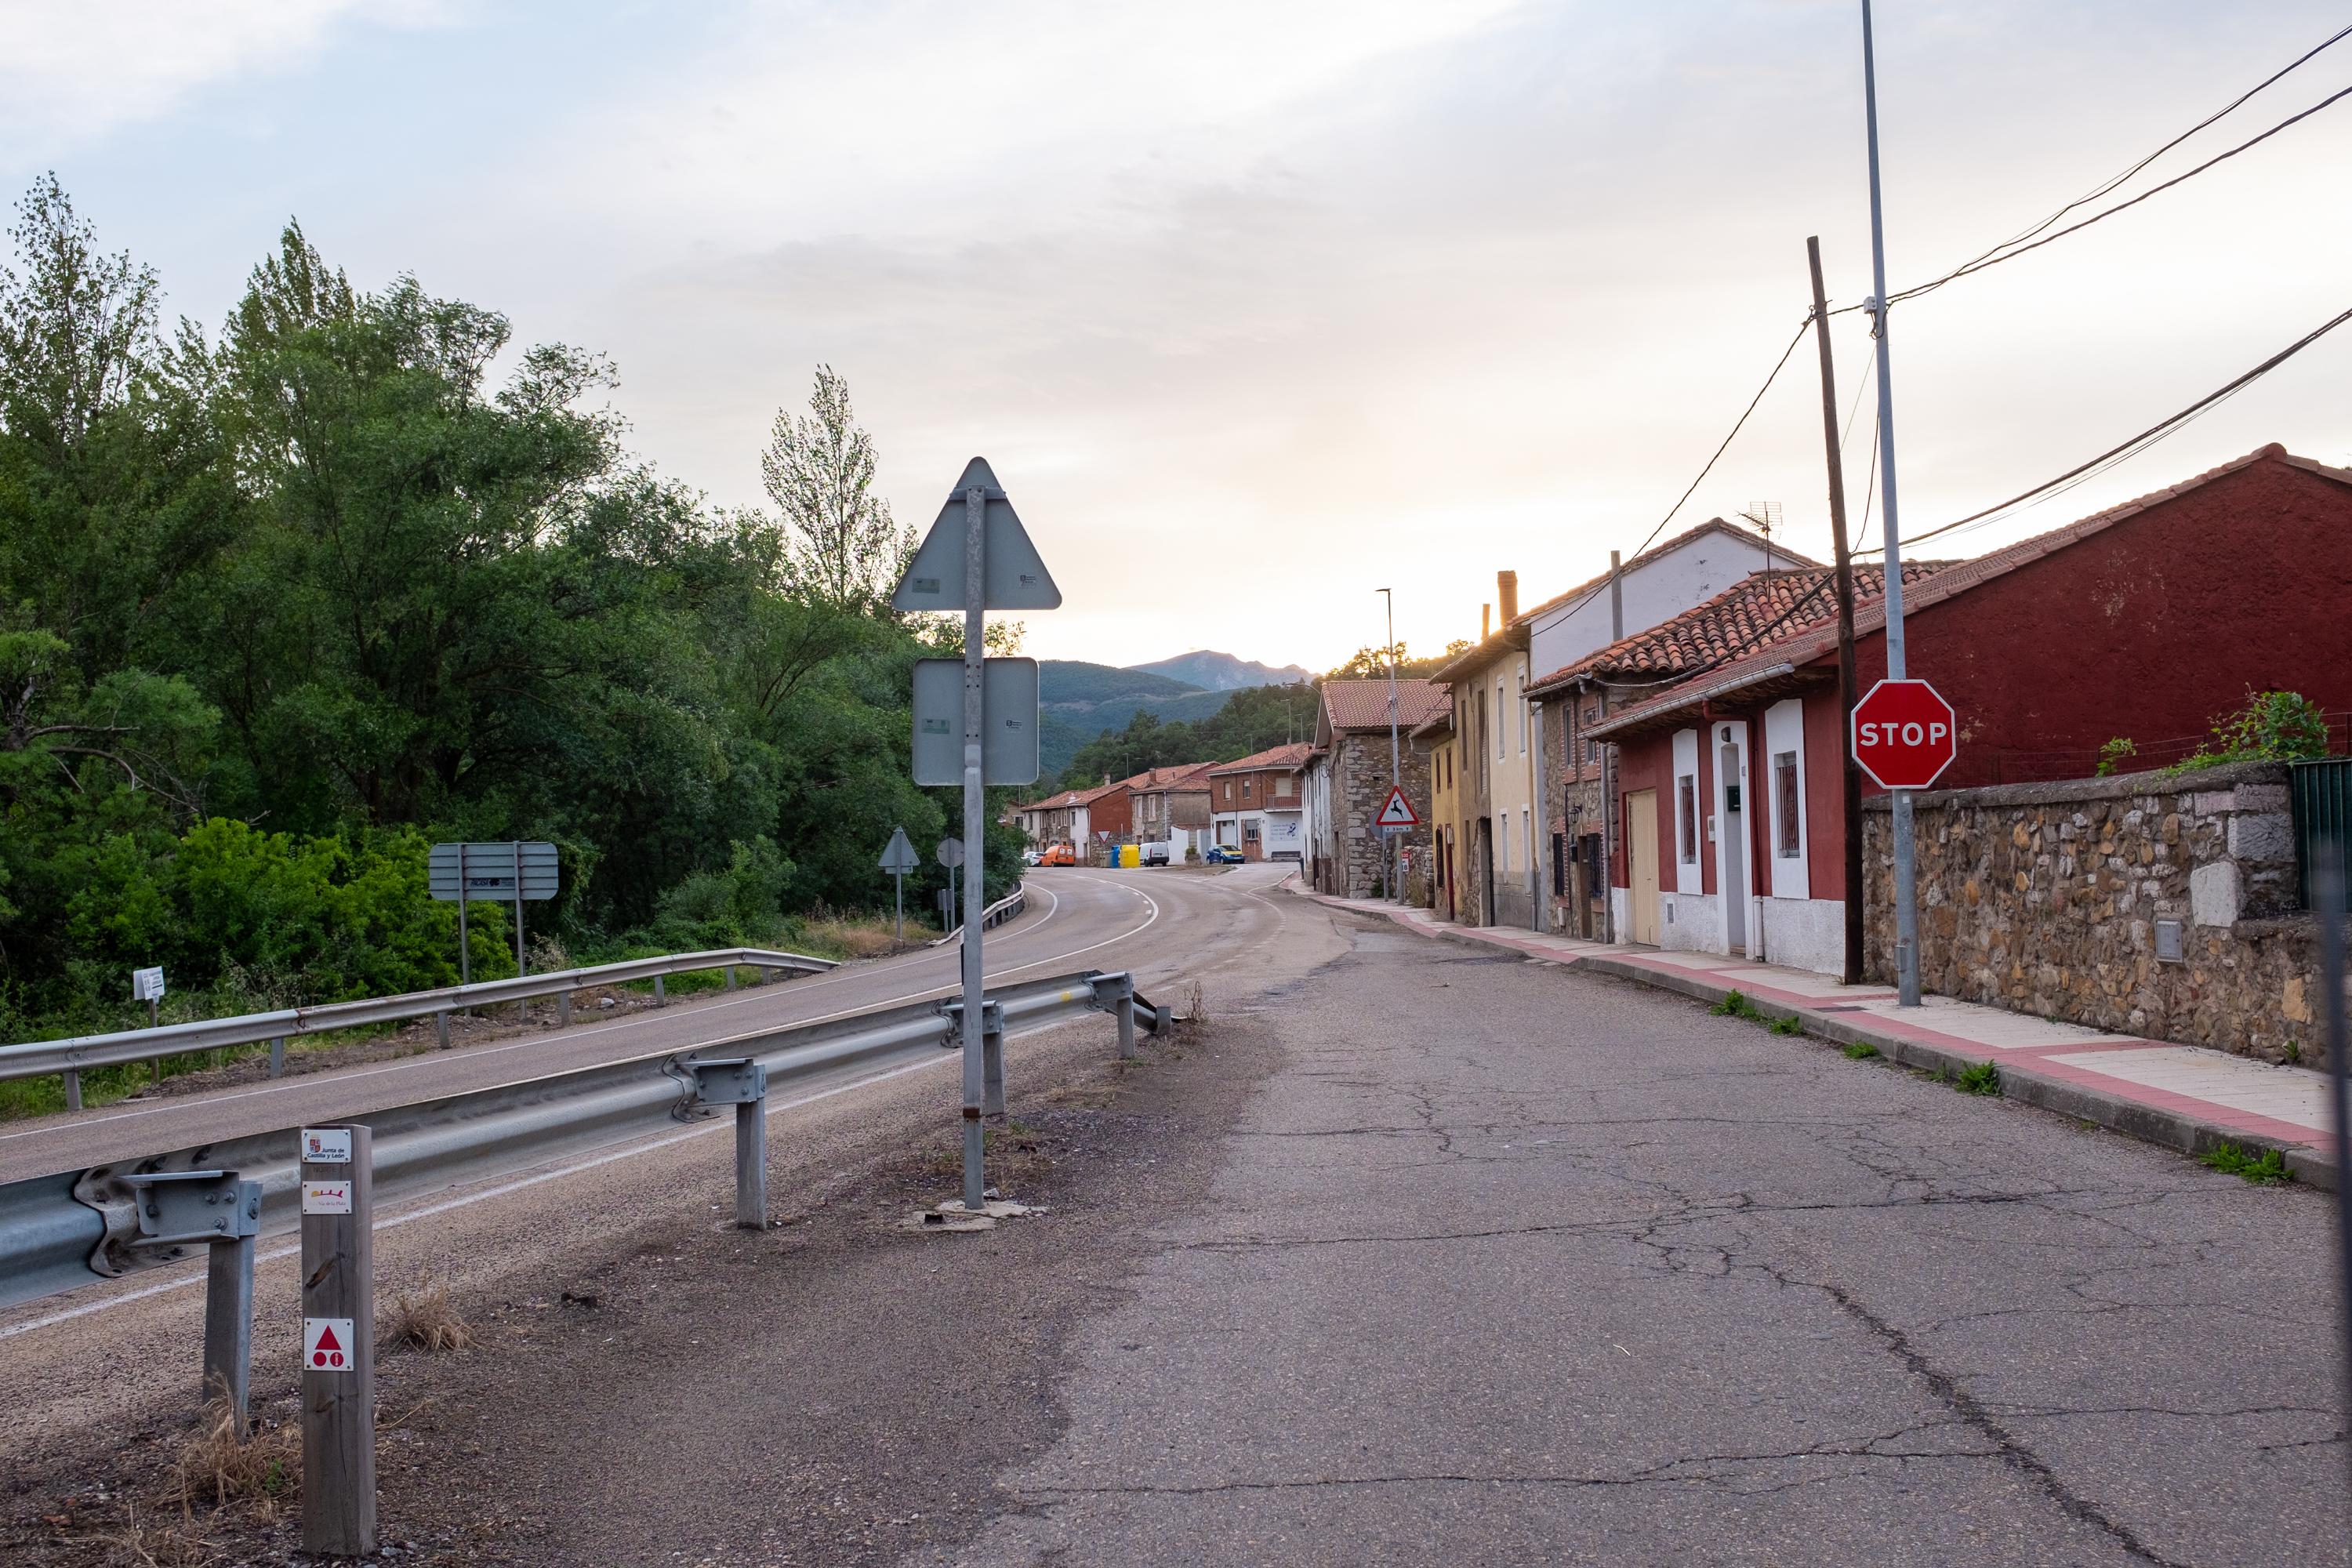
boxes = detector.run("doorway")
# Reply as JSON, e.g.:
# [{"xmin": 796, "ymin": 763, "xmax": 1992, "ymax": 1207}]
[
  {"xmin": 1716, "ymin": 726, "xmax": 1750, "ymax": 956},
  {"xmin": 1626, "ymin": 789, "xmax": 1660, "ymax": 945},
  {"xmin": 1475, "ymin": 816, "xmax": 1496, "ymax": 927}
]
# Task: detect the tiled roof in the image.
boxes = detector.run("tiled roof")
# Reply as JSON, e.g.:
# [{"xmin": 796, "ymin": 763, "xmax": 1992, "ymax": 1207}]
[
  {"xmin": 1526, "ymin": 562, "xmax": 1944, "ymax": 695},
  {"xmin": 1120, "ymin": 762, "xmax": 1218, "ymax": 792},
  {"xmin": 1513, "ymin": 516, "xmax": 1821, "ymax": 627},
  {"xmin": 1320, "ymin": 678, "xmax": 1447, "ymax": 731},
  {"xmin": 1208, "ymin": 742, "xmax": 1316, "ymax": 776},
  {"xmin": 1584, "ymin": 443, "xmax": 2352, "ymax": 738}
]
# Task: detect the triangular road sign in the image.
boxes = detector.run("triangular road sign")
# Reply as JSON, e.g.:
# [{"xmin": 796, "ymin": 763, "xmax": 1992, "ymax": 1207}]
[
  {"xmin": 890, "ymin": 456, "xmax": 1062, "ymax": 612},
  {"xmin": 878, "ymin": 826, "xmax": 920, "ymax": 875},
  {"xmin": 1376, "ymin": 786, "xmax": 1419, "ymax": 829}
]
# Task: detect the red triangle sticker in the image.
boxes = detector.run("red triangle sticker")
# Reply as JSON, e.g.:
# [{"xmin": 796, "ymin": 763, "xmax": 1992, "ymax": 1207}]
[{"xmin": 314, "ymin": 1324, "xmax": 342, "ymax": 1352}]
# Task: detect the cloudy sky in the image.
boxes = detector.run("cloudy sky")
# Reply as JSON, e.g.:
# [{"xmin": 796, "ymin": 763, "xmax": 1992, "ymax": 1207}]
[{"xmin": 7, "ymin": 1, "xmax": 2348, "ymax": 670}]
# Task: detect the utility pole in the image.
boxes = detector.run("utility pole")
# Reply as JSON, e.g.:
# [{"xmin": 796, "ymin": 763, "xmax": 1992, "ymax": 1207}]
[
  {"xmin": 1806, "ymin": 236, "xmax": 1867, "ymax": 988},
  {"xmin": 1599, "ymin": 550, "xmax": 1623, "ymax": 943},
  {"xmin": 1860, "ymin": 0, "xmax": 1921, "ymax": 1007},
  {"xmin": 1378, "ymin": 587, "xmax": 1403, "ymax": 902}
]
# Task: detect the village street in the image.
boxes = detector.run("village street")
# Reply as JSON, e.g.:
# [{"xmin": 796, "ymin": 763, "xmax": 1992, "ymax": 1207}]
[{"xmin": 934, "ymin": 891, "xmax": 2341, "ymax": 1568}]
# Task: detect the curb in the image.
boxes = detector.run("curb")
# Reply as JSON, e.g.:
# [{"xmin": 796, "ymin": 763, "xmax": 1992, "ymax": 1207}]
[{"xmin": 1295, "ymin": 885, "xmax": 2336, "ymax": 1192}]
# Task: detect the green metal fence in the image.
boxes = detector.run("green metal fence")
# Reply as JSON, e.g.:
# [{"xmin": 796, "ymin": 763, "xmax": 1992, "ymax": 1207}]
[{"xmin": 2291, "ymin": 757, "xmax": 2352, "ymax": 906}]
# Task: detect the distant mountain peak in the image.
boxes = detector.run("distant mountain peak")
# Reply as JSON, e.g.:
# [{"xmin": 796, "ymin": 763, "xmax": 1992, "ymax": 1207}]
[{"xmin": 1126, "ymin": 650, "xmax": 1312, "ymax": 692}]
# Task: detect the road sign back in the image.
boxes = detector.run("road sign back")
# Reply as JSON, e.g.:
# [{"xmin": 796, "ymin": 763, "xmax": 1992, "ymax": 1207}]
[
  {"xmin": 1376, "ymin": 786, "xmax": 1419, "ymax": 829},
  {"xmin": 911, "ymin": 656, "xmax": 1040, "ymax": 786},
  {"xmin": 891, "ymin": 457, "xmax": 1062, "ymax": 612},
  {"xmin": 878, "ymin": 827, "xmax": 920, "ymax": 875}
]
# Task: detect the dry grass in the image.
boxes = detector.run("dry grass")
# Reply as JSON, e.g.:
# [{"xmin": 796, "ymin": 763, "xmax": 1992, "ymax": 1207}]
[
  {"xmin": 172, "ymin": 1397, "xmax": 298, "ymax": 1516},
  {"xmin": 89, "ymin": 1501, "xmax": 230, "ymax": 1567},
  {"xmin": 386, "ymin": 1275, "xmax": 477, "ymax": 1352},
  {"xmin": 1183, "ymin": 978, "xmax": 1206, "ymax": 1022}
]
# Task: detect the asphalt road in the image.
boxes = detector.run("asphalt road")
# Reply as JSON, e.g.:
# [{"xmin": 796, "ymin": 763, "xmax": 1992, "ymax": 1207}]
[
  {"xmin": 3, "ymin": 870, "xmax": 2342, "ymax": 1566},
  {"xmin": 0, "ymin": 866, "xmax": 1272, "ymax": 1183}
]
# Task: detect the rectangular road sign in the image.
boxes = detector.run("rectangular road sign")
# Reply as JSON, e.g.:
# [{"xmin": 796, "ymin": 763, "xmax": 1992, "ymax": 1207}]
[
  {"xmin": 130, "ymin": 966, "xmax": 166, "ymax": 1002},
  {"xmin": 912, "ymin": 657, "xmax": 1040, "ymax": 786},
  {"xmin": 428, "ymin": 841, "xmax": 559, "ymax": 902},
  {"xmin": 302, "ymin": 1179, "xmax": 354, "ymax": 1215}
]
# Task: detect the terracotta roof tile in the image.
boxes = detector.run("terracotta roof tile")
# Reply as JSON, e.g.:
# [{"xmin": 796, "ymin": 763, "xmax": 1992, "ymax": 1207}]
[
  {"xmin": 1208, "ymin": 742, "xmax": 1316, "ymax": 776},
  {"xmin": 1320, "ymin": 678, "xmax": 1447, "ymax": 731}
]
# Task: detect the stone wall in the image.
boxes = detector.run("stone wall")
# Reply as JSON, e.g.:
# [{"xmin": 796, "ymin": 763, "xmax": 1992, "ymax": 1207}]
[
  {"xmin": 1327, "ymin": 731, "xmax": 1433, "ymax": 899},
  {"xmin": 1862, "ymin": 761, "xmax": 2327, "ymax": 1065}
]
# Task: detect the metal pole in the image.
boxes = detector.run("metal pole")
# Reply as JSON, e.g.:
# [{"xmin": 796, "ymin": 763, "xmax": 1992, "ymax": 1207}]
[
  {"xmin": 1381, "ymin": 587, "xmax": 1401, "ymax": 901},
  {"xmin": 982, "ymin": 1000, "xmax": 1006, "ymax": 1117},
  {"xmin": 62, "ymin": 1069, "xmax": 81, "ymax": 1112},
  {"xmin": 1860, "ymin": 0, "xmax": 1920, "ymax": 1007},
  {"xmin": 894, "ymin": 871, "xmax": 904, "ymax": 943},
  {"xmin": 2314, "ymin": 845, "xmax": 2352, "ymax": 1499},
  {"xmin": 511, "ymin": 840, "xmax": 528, "ymax": 1022},
  {"xmin": 301, "ymin": 1124, "xmax": 375, "ymax": 1557},
  {"xmin": 1807, "ymin": 235, "xmax": 1867, "ymax": 988},
  {"xmin": 201, "ymin": 1186, "xmax": 259, "ymax": 1430},
  {"xmin": 456, "ymin": 844, "xmax": 470, "ymax": 987},
  {"xmin": 960, "ymin": 482, "xmax": 988, "ymax": 1214},
  {"xmin": 735, "ymin": 1076, "xmax": 768, "ymax": 1230}
]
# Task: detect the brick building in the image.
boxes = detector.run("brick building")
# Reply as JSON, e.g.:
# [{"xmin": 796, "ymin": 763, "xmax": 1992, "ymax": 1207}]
[{"xmin": 1209, "ymin": 743, "xmax": 1313, "ymax": 861}]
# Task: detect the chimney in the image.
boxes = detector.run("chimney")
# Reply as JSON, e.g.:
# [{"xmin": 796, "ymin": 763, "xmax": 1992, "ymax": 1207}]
[
  {"xmin": 1481, "ymin": 603, "xmax": 1491, "ymax": 639},
  {"xmin": 1497, "ymin": 570, "xmax": 1519, "ymax": 625}
]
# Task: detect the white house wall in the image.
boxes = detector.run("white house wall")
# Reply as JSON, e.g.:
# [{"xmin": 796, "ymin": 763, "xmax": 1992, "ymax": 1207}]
[{"xmin": 1526, "ymin": 530, "xmax": 1791, "ymax": 678}]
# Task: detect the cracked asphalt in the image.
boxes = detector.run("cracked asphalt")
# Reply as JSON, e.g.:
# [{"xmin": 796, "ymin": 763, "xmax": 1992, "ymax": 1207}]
[{"xmin": 938, "ymin": 911, "xmax": 2345, "ymax": 1567}]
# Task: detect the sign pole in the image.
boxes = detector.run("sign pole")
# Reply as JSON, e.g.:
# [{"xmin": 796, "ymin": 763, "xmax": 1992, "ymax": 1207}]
[
  {"xmin": 511, "ymin": 840, "xmax": 527, "ymax": 978},
  {"xmin": 300, "ymin": 1124, "xmax": 375, "ymax": 1557},
  {"xmin": 2314, "ymin": 845, "xmax": 2352, "ymax": 1499},
  {"xmin": 1860, "ymin": 0, "xmax": 1920, "ymax": 1007},
  {"xmin": 455, "ymin": 844, "xmax": 470, "ymax": 987},
  {"xmin": 959, "ymin": 482, "xmax": 988, "ymax": 1214},
  {"xmin": 894, "ymin": 871, "xmax": 904, "ymax": 942}
]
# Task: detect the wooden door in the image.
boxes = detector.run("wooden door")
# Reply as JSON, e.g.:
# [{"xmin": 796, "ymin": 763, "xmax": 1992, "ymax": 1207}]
[{"xmin": 1627, "ymin": 789, "xmax": 1661, "ymax": 946}]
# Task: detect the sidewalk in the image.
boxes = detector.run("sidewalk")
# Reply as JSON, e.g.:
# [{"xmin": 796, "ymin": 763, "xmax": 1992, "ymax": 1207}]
[{"xmin": 1289, "ymin": 880, "xmax": 2342, "ymax": 1189}]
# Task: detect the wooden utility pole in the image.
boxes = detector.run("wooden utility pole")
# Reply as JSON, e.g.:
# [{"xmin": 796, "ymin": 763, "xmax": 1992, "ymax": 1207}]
[{"xmin": 1806, "ymin": 235, "xmax": 1866, "ymax": 986}]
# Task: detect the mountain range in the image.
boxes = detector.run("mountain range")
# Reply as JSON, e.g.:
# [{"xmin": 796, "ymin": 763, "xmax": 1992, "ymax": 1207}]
[{"xmin": 1034, "ymin": 650, "xmax": 1314, "ymax": 777}]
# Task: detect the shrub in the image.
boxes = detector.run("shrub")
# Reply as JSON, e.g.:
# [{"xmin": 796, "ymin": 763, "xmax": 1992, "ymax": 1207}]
[{"xmin": 2166, "ymin": 689, "xmax": 2330, "ymax": 776}]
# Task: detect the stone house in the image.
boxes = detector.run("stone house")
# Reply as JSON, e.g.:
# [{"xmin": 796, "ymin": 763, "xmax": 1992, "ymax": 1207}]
[
  {"xmin": 1127, "ymin": 762, "xmax": 1216, "ymax": 859},
  {"xmin": 1305, "ymin": 679, "xmax": 1446, "ymax": 898}
]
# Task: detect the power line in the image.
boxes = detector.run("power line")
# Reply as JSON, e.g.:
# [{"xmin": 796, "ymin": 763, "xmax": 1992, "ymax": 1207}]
[
  {"xmin": 1623, "ymin": 318, "xmax": 1812, "ymax": 563},
  {"xmin": 1937, "ymin": 21, "xmax": 2352, "ymax": 281},
  {"xmin": 1882, "ymin": 300, "xmax": 2352, "ymax": 553}
]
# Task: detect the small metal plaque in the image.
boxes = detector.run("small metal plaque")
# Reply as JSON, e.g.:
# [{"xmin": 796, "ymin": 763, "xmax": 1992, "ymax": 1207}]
[
  {"xmin": 302, "ymin": 1178, "xmax": 354, "ymax": 1215},
  {"xmin": 302, "ymin": 1127, "xmax": 354, "ymax": 1164},
  {"xmin": 2154, "ymin": 918, "xmax": 2184, "ymax": 964}
]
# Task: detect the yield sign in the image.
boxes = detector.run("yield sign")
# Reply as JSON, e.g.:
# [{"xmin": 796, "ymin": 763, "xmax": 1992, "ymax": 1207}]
[
  {"xmin": 1375, "ymin": 786, "xmax": 1419, "ymax": 829},
  {"xmin": 304, "ymin": 1316, "xmax": 354, "ymax": 1372},
  {"xmin": 890, "ymin": 456, "xmax": 1062, "ymax": 612},
  {"xmin": 1850, "ymin": 678, "xmax": 1958, "ymax": 789}
]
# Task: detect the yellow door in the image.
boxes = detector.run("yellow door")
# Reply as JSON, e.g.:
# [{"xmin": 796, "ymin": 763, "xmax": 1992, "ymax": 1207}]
[{"xmin": 1627, "ymin": 789, "xmax": 1660, "ymax": 946}]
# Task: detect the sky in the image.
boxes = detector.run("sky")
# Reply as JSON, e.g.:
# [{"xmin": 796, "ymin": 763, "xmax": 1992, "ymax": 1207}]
[{"xmin": 6, "ymin": 1, "xmax": 2349, "ymax": 672}]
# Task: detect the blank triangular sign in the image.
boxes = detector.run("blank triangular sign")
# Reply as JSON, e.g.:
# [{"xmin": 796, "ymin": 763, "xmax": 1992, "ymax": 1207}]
[
  {"xmin": 1377, "ymin": 787, "xmax": 1419, "ymax": 828},
  {"xmin": 878, "ymin": 826, "xmax": 920, "ymax": 874},
  {"xmin": 890, "ymin": 457, "xmax": 1062, "ymax": 612}
]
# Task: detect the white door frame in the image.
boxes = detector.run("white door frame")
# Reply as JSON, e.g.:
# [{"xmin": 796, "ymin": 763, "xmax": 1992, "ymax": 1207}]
[{"xmin": 1711, "ymin": 719, "xmax": 1752, "ymax": 956}]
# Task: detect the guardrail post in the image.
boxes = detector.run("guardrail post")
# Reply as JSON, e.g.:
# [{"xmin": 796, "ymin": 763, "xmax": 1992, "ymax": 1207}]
[
  {"xmin": 62, "ymin": 1068, "xmax": 81, "ymax": 1112},
  {"xmin": 681, "ymin": 1060, "xmax": 768, "ymax": 1229},
  {"xmin": 724, "ymin": 965, "xmax": 739, "ymax": 992},
  {"xmin": 1116, "ymin": 982, "xmax": 1138, "ymax": 1061},
  {"xmin": 557, "ymin": 990, "xmax": 572, "ymax": 1027},
  {"xmin": 203, "ymin": 1193, "xmax": 259, "ymax": 1425},
  {"xmin": 982, "ymin": 1000, "xmax": 1007, "ymax": 1117},
  {"xmin": 268, "ymin": 1036, "xmax": 286, "ymax": 1078},
  {"xmin": 654, "ymin": 975, "xmax": 667, "ymax": 1007},
  {"xmin": 434, "ymin": 1011, "xmax": 450, "ymax": 1049},
  {"xmin": 301, "ymin": 1124, "xmax": 376, "ymax": 1558}
]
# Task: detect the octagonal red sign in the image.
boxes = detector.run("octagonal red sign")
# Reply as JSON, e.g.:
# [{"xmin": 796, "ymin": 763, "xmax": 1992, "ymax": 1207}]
[{"xmin": 1850, "ymin": 678, "xmax": 1957, "ymax": 789}]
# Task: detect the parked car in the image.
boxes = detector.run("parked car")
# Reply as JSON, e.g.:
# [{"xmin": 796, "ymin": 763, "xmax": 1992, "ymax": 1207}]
[
  {"xmin": 1039, "ymin": 842, "xmax": 1077, "ymax": 866},
  {"xmin": 1141, "ymin": 840, "xmax": 1171, "ymax": 866},
  {"xmin": 1205, "ymin": 844, "xmax": 1246, "ymax": 865},
  {"xmin": 1021, "ymin": 846, "xmax": 1042, "ymax": 866}
]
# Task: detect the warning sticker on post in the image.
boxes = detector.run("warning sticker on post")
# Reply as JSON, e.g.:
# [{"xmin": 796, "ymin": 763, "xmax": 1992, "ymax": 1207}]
[
  {"xmin": 302, "ymin": 1179, "xmax": 353, "ymax": 1214},
  {"xmin": 304, "ymin": 1317, "xmax": 354, "ymax": 1372}
]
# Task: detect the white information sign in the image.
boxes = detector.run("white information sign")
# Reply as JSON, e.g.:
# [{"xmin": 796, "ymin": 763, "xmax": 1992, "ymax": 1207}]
[
  {"xmin": 302, "ymin": 1178, "xmax": 354, "ymax": 1215},
  {"xmin": 130, "ymin": 966, "xmax": 166, "ymax": 1002},
  {"xmin": 303, "ymin": 1316, "xmax": 355, "ymax": 1372},
  {"xmin": 301, "ymin": 1127, "xmax": 354, "ymax": 1164}
]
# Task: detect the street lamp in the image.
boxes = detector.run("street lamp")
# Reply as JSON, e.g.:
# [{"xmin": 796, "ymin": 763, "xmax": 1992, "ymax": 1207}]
[{"xmin": 1377, "ymin": 588, "xmax": 1402, "ymax": 902}]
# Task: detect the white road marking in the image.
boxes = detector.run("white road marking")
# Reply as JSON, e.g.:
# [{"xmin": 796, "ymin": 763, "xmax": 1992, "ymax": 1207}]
[{"xmin": 0, "ymin": 884, "xmax": 1083, "ymax": 1145}]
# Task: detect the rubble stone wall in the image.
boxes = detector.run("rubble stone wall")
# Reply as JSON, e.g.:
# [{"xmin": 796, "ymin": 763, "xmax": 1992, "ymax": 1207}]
[{"xmin": 1863, "ymin": 760, "xmax": 2328, "ymax": 1065}]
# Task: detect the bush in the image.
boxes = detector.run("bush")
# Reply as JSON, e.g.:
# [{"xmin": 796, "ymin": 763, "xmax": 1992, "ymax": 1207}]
[{"xmin": 2166, "ymin": 690, "xmax": 2330, "ymax": 776}]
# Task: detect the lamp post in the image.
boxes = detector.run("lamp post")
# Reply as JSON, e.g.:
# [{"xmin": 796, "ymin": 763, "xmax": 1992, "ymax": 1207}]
[{"xmin": 1378, "ymin": 588, "xmax": 1403, "ymax": 902}]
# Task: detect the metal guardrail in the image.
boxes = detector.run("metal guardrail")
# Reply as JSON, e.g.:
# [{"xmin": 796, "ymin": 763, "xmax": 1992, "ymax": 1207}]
[
  {"xmin": 0, "ymin": 946, "xmax": 839, "ymax": 1108},
  {"xmin": 0, "ymin": 968, "xmax": 1164, "ymax": 1313},
  {"xmin": 930, "ymin": 881, "xmax": 1028, "ymax": 946}
]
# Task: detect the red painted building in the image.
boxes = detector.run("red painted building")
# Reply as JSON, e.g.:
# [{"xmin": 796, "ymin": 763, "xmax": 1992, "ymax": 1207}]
[{"xmin": 1589, "ymin": 445, "xmax": 2352, "ymax": 975}]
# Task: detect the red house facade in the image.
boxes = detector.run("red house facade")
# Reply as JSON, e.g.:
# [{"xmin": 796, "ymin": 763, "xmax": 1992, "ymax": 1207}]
[{"xmin": 1589, "ymin": 445, "xmax": 2352, "ymax": 975}]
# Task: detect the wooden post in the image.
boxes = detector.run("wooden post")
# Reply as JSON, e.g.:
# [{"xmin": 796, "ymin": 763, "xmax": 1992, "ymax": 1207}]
[
  {"xmin": 1807, "ymin": 235, "xmax": 1867, "ymax": 987},
  {"xmin": 301, "ymin": 1124, "xmax": 376, "ymax": 1557}
]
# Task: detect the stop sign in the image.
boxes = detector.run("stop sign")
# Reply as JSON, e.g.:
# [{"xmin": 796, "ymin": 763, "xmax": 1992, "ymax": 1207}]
[{"xmin": 1851, "ymin": 678, "xmax": 1957, "ymax": 789}]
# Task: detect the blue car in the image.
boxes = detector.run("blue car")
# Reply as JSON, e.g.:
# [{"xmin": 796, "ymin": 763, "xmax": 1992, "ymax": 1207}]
[{"xmin": 1205, "ymin": 845, "xmax": 1247, "ymax": 865}]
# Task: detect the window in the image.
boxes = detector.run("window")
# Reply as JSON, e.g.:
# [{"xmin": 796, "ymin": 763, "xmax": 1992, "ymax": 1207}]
[
  {"xmin": 1498, "ymin": 811, "xmax": 1510, "ymax": 872},
  {"xmin": 1242, "ymin": 778, "xmax": 1254, "ymax": 798},
  {"xmin": 1276, "ymin": 775, "xmax": 1294, "ymax": 797},
  {"xmin": 1516, "ymin": 670, "xmax": 1527, "ymax": 754},
  {"xmin": 1775, "ymin": 752, "xmax": 1800, "ymax": 857},
  {"xmin": 1494, "ymin": 680, "xmax": 1505, "ymax": 759},
  {"xmin": 1678, "ymin": 777, "xmax": 1697, "ymax": 865},
  {"xmin": 1522, "ymin": 807, "xmax": 1531, "ymax": 874},
  {"xmin": 1552, "ymin": 832, "xmax": 1567, "ymax": 895}
]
